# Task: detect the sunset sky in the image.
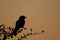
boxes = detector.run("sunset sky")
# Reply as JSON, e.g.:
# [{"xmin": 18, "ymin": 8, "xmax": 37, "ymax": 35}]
[{"xmin": 0, "ymin": 0, "xmax": 60, "ymax": 40}]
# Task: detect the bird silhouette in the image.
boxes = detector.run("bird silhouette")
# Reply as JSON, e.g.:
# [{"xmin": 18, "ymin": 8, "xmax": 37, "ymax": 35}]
[{"xmin": 11, "ymin": 15, "xmax": 27, "ymax": 36}]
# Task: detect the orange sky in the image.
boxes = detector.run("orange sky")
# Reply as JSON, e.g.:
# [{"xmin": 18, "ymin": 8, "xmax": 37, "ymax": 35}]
[{"xmin": 0, "ymin": 0, "xmax": 60, "ymax": 40}]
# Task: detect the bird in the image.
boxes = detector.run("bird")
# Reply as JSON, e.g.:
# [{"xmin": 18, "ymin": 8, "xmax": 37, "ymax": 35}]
[{"xmin": 11, "ymin": 15, "xmax": 27, "ymax": 36}]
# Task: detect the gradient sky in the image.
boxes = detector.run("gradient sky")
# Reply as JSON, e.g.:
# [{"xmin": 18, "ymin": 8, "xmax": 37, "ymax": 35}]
[{"xmin": 0, "ymin": 0, "xmax": 60, "ymax": 40}]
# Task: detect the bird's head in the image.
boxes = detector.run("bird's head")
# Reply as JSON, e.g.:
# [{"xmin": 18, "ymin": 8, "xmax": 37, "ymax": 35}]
[{"xmin": 19, "ymin": 15, "xmax": 27, "ymax": 19}]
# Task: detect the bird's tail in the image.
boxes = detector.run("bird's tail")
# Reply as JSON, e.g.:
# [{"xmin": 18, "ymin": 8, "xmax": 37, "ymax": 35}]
[
  {"xmin": 9, "ymin": 27, "xmax": 24, "ymax": 38},
  {"xmin": 11, "ymin": 29, "xmax": 17, "ymax": 36}
]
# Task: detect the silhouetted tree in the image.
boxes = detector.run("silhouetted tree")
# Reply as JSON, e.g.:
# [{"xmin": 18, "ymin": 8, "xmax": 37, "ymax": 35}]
[{"xmin": 0, "ymin": 15, "xmax": 44, "ymax": 40}]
